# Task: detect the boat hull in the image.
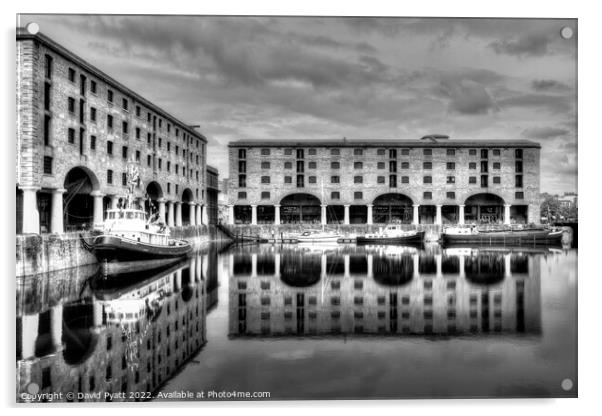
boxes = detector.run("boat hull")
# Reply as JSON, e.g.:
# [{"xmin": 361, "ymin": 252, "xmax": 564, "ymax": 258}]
[
  {"xmin": 441, "ymin": 230, "xmax": 564, "ymax": 246},
  {"xmin": 356, "ymin": 231, "xmax": 425, "ymax": 245},
  {"xmin": 87, "ymin": 234, "xmax": 192, "ymax": 263},
  {"xmin": 297, "ymin": 236, "xmax": 341, "ymax": 243}
]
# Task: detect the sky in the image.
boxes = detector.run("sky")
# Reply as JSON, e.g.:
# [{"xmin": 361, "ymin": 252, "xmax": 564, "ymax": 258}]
[{"xmin": 19, "ymin": 15, "xmax": 577, "ymax": 193}]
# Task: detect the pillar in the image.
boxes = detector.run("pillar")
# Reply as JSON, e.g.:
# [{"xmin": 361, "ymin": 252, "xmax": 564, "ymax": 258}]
[
  {"xmin": 91, "ymin": 190, "xmax": 104, "ymax": 230},
  {"xmin": 175, "ymin": 202, "xmax": 182, "ymax": 227},
  {"xmin": 504, "ymin": 253, "xmax": 512, "ymax": 278},
  {"xmin": 197, "ymin": 254, "xmax": 204, "ymax": 281},
  {"xmin": 367, "ymin": 254, "xmax": 373, "ymax": 278},
  {"xmin": 158, "ymin": 198, "xmax": 166, "ymax": 223},
  {"xmin": 413, "ymin": 204, "xmax": 420, "ymax": 225},
  {"xmin": 198, "ymin": 204, "xmax": 205, "ymax": 225},
  {"xmin": 189, "ymin": 202, "xmax": 197, "ymax": 226},
  {"xmin": 504, "ymin": 204, "xmax": 511, "ymax": 225},
  {"xmin": 320, "ymin": 253, "xmax": 327, "ymax": 277},
  {"xmin": 251, "ymin": 204, "xmax": 257, "ymax": 225},
  {"xmin": 459, "ymin": 255, "xmax": 466, "ymax": 279},
  {"xmin": 413, "ymin": 253, "xmax": 420, "ymax": 279},
  {"xmin": 20, "ymin": 186, "xmax": 40, "ymax": 234},
  {"xmin": 50, "ymin": 188, "xmax": 66, "ymax": 234},
  {"xmin": 20, "ymin": 314, "xmax": 39, "ymax": 359},
  {"xmin": 321, "ymin": 204, "xmax": 327, "ymax": 225},
  {"xmin": 436, "ymin": 254, "xmax": 442, "ymax": 278},
  {"xmin": 274, "ymin": 253, "xmax": 281, "ymax": 276},
  {"xmin": 343, "ymin": 205, "xmax": 350, "ymax": 225},
  {"xmin": 274, "ymin": 204, "xmax": 281, "ymax": 225},
  {"xmin": 251, "ymin": 253, "xmax": 257, "ymax": 277},
  {"xmin": 167, "ymin": 201, "xmax": 175, "ymax": 227},
  {"xmin": 458, "ymin": 205, "xmax": 465, "ymax": 225},
  {"xmin": 50, "ymin": 304, "xmax": 63, "ymax": 350},
  {"xmin": 367, "ymin": 204, "xmax": 373, "ymax": 225},
  {"xmin": 190, "ymin": 257, "xmax": 197, "ymax": 281},
  {"xmin": 344, "ymin": 254, "xmax": 350, "ymax": 277},
  {"xmin": 110, "ymin": 195, "xmax": 119, "ymax": 209},
  {"xmin": 227, "ymin": 204, "xmax": 235, "ymax": 225},
  {"xmin": 435, "ymin": 204, "xmax": 442, "ymax": 226},
  {"xmin": 174, "ymin": 270, "xmax": 182, "ymax": 292},
  {"xmin": 92, "ymin": 300, "xmax": 103, "ymax": 327}
]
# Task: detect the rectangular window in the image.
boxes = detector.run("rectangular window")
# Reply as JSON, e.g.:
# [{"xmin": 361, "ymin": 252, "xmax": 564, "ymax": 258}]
[
  {"xmin": 261, "ymin": 161, "xmax": 270, "ymax": 169},
  {"xmin": 492, "ymin": 176, "xmax": 500, "ymax": 184},
  {"xmin": 493, "ymin": 162, "xmax": 501, "ymax": 169},
  {"xmin": 297, "ymin": 161, "xmax": 304, "ymax": 172},
  {"xmin": 122, "ymin": 121, "xmax": 128, "ymax": 135},
  {"xmin": 260, "ymin": 148, "xmax": 271, "ymax": 156},
  {"xmin": 107, "ymin": 169, "xmax": 113, "ymax": 184},
  {"xmin": 107, "ymin": 89, "xmax": 113, "ymax": 103},
  {"xmin": 107, "ymin": 114, "xmax": 113, "ymax": 130},
  {"xmin": 90, "ymin": 80, "xmax": 97, "ymax": 94},
  {"xmin": 284, "ymin": 161, "xmax": 292, "ymax": 169},
  {"xmin": 296, "ymin": 175, "xmax": 304, "ymax": 188},
  {"xmin": 135, "ymin": 105, "xmax": 141, "ymax": 117},
  {"xmin": 308, "ymin": 161, "xmax": 317, "ymax": 169},
  {"xmin": 68, "ymin": 97, "xmax": 75, "ymax": 113},
  {"xmin": 331, "ymin": 148, "xmax": 340, "ymax": 155},
  {"xmin": 446, "ymin": 149, "xmax": 456, "ymax": 156},
  {"xmin": 377, "ymin": 149, "xmax": 385, "ymax": 156},
  {"xmin": 493, "ymin": 149, "xmax": 501, "ymax": 156},
  {"xmin": 423, "ymin": 149, "xmax": 432, "ymax": 156},
  {"xmin": 401, "ymin": 148, "xmax": 410, "ymax": 156},
  {"xmin": 446, "ymin": 162, "xmax": 455, "ymax": 170},
  {"xmin": 446, "ymin": 191, "xmax": 455, "ymax": 199},
  {"xmin": 354, "ymin": 148, "xmax": 363, "ymax": 156},
  {"xmin": 308, "ymin": 176, "xmax": 317, "ymax": 184},
  {"xmin": 423, "ymin": 176, "xmax": 432, "ymax": 184},
  {"xmin": 515, "ymin": 149, "xmax": 523, "ymax": 159},
  {"xmin": 331, "ymin": 176, "xmax": 340, "ymax": 184},
  {"xmin": 377, "ymin": 176, "xmax": 385, "ymax": 184},
  {"xmin": 331, "ymin": 161, "xmax": 340, "ymax": 169},
  {"xmin": 238, "ymin": 160, "xmax": 246, "ymax": 172},
  {"xmin": 389, "ymin": 175, "xmax": 397, "ymax": 188},
  {"xmin": 90, "ymin": 135, "xmax": 96, "ymax": 150},
  {"xmin": 79, "ymin": 75, "xmax": 86, "ymax": 95},
  {"xmin": 354, "ymin": 176, "xmax": 363, "ymax": 184},
  {"xmin": 68, "ymin": 67, "xmax": 76, "ymax": 82},
  {"xmin": 389, "ymin": 161, "xmax": 397, "ymax": 172},
  {"xmin": 515, "ymin": 161, "xmax": 523, "ymax": 173},
  {"xmin": 43, "ymin": 156, "xmax": 53, "ymax": 174},
  {"xmin": 481, "ymin": 175, "xmax": 488, "ymax": 188},
  {"xmin": 90, "ymin": 107, "xmax": 97, "ymax": 122},
  {"xmin": 331, "ymin": 191, "xmax": 340, "ymax": 199},
  {"xmin": 122, "ymin": 172, "xmax": 127, "ymax": 186},
  {"xmin": 469, "ymin": 176, "xmax": 477, "ymax": 184},
  {"xmin": 68, "ymin": 128, "xmax": 75, "ymax": 144},
  {"xmin": 447, "ymin": 176, "xmax": 455, "ymax": 184},
  {"xmin": 389, "ymin": 149, "xmax": 397, "ymax": 158},
  {"xmin": 515, "ymin": 175, "xmax": 523, "ymax": 188},
  {"xmin": 469, "ymin": 149, "xmax": 477, "ymax": 156},
  {"xmin": 401, "ymin": 176, "xmax": 409, "ymax": 183},
  {"xmin": 515, "ymin": 191, "xmax": 524, "ymax": 199},
  {"xmin": 43, "ymin": 115, "xmax": 51, "ymax": 145},
  {"xmin": 284, "ymin": 148, "xmax": 293, "ymax": 155},
  {"xmin": 400, "ymin": 161, "xmax": 409, "ymax": 169},
  {"xmin": 238, "ymin": 149, "xmax": 246, "ymax": 159},
  {"xmin": 44, "ymin": 82, "xmax": 51, "ymax": 110},
  {"xmin": 136, "ymin": 150, "xmax": 140, "ymax": 161},
  {"xmin": 238, "ymin": 191, "xmax": 247, "ymax": 199},
  {"xmin": 308, "ymin": 148, "xmax": 317, "ymax": 155},
  {"xmin": 261, "ymin": 191, "xmax": 270, "ymax": 199},
  {"xmin": 122, "ymin": 146, "xmax": 128, "ymax": 159},
  {"xmin": 45, "ymin": 54, "xmax": 53, "ymax": 79},
  {"xmin": 377, "ymin": 162, "xmax": 385, "ymax": 169},
  {"xmin": 284, "ymin": 176, "xmax": 292, "ymax": 184},
  {"xmin": 354, "ymin": 192, "xmax": 363, "ymax": 200},
  {"xmin": 296, "ymin": 149, "xmax": 304, "ymax": 159},
  {"xmin": 423, "ymin": 162, "xmax": 432, "ymax": 169},
  {"xmin": 423, "ymin": 191, "xmax": 432, "ymax": 200},
  {"xmin": 481, "ymin": 161, "xmax": 488, "ymax": 172},
  {"xmin": 481, "ymin": 149, "xmax": 488, "ymax": 159},
  {"xmin": 107, "ymin": 141, "xmax": 113, "ymax": 155},
  {"xmin": 469, "ymin": 162, "xmax": 477, "ymax": 169},
  {"xmin": 238, "ymin": 174, "xmax": 246, "ymax": 187},
  {"xmin": 122, "ymin": 98, "xmax": 128, "ymax": 111},
  {"xmin": 135, "ymin": 127, "xmax": 140, "ymax": 139},
  {"xmin": 354, "ymin": 161, "xmax": 363, "ymax": 169},
  {"xmin": 261, "ymin": 176, "xmax": 270, "ymax": 184}
]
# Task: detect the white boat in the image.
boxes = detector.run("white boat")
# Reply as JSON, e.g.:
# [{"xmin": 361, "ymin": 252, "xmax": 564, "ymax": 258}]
[{"xmin": 296, "ymin": 230, "xmax": 341, "ymax": 243}]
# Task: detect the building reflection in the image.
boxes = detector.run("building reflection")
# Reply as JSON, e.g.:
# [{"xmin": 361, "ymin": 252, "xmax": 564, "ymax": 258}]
[
  {"xmin": 16, "ymin": 250, "xmax": 217, "ymax": 402},
  {"xmin": 228, "ymin": 245, "xmax": 542, "ymax": 337}
]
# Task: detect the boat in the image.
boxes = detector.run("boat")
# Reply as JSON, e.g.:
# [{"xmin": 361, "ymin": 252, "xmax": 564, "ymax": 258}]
[
  {"xmin": 441, "ymin": 225, "xmax": 564, "ymax": 246},
  {"xmin": 296, "ymin": 229, "xmax": 342, "ymax": 244},
  {"xmin": 356, "ymin": 224, "xmax": 425, "ymax": 245},
  {"xmin": 82, "ymin": 158, "xmax": 192, "ymax": 266}
]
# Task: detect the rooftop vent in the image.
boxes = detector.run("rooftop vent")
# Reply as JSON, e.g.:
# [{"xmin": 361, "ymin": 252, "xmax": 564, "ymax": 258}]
[{"xmin": 420, "ymin": 134, "xmax": 450, "ymax": 142}]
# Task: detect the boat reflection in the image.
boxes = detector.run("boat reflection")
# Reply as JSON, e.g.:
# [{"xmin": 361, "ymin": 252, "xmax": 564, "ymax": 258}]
[
  {"xmin": 228, "ymin": 245, "xmax": 544, "ymax": 337},
  {"xmin": 16, "ymin": 250, "xmax": 216, "ymax": 403}
]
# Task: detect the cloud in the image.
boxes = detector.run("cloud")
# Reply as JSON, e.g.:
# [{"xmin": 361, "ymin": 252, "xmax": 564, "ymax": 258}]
[
  {"xmin": 532, "ymin": 79, "xmax": 571, "ymax": 92},
  {"xmin": 489, "ymin": 33, "xmax": 554, "ymax": 57},
  {"xmin": 436, "ymin": 72, "xmax": 500, "ymax": 115},
  {"xmin": 521, "ymin": 127, "xmax": 569, "ymax": 139},
  {"xmin": 498, "ymin": 94, "xmax": 572, "ymax": 114}
]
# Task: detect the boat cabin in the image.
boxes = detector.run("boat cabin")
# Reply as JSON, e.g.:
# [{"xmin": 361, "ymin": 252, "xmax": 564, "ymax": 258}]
[{"xmin": 103, "ymin": 208, "xmax": 171, "ymax": 245}]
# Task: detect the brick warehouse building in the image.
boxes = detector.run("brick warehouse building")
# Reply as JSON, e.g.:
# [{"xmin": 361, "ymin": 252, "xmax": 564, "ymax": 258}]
[
  {"xmin": 16, "ymin": 29, "xmax": 209, "ymax": 235},
  {"xmin": 227, "ymin": 138, "xmax": 541, "ymax": 226}
]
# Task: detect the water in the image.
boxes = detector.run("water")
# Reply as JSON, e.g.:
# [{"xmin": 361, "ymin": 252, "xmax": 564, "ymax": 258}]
[{"xmin": 16, "ymin": 243, "xmax": 577, "ymax": 402}]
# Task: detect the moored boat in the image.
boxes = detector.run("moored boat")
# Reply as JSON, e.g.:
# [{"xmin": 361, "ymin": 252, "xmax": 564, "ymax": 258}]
[
  {"xmin": 296, "ymin": 230, "xmax": 342, "ymax": 243},
  {"xmin": 356, "ymin": 224, "xmax": 425, "ymax": 245},
  {"xmin": 441, "ymin": 226, "xmax": 564, "ymax": 246}
]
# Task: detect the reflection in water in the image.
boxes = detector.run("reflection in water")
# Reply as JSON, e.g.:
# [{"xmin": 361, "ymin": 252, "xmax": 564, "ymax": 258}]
[
  {"xmin": 228, "ymin": 246, "xmax": 541, "ymax": 336},
  {"xmin": 16, "ymin": 249, "xmax": 218, "ymax": 402}
]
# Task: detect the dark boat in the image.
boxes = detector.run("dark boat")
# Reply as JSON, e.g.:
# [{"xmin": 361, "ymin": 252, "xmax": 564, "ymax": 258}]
[
  {"xmin": 441, "ymin": 226, "xmax": 564, "ymax": 246},
  {"xmin": 356, "ymin": 225, "xmax": 425, "ymax": 245}
]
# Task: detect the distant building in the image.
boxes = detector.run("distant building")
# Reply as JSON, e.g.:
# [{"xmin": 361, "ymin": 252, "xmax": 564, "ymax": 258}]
[
  {"xmin": 206, "ymin": 165, "xmax": 219, "ymax": 225},
  {"xmin": 226, "ymin": 138, "xmax": 541, "ymax": 225},
  {"xmin": 558, "ymin": 193, "xmax": 578, "ymax": 210}
]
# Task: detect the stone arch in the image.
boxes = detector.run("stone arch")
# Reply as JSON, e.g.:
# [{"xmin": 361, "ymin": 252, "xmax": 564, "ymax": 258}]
[
  {"xmin": 372, "ymin": 193, "xmax": 414, "ymax": 224},
  {"xmin": 144, "ymin": 181, "xmax": 164, "ymax": 216},
  {"xmin": 181, "ymin": 188, "xmax": 195, "ymax": 225},
  {"xmin": 63, "ymin": 166, "xmax": 101, "ymax": 231},
  {"xmin": 464, "ymin": 192, "xmax": 506, "ymax": 224},
  {"xmin": 279, "ymin": 193, "xmax": 322, "ymax": 224}
]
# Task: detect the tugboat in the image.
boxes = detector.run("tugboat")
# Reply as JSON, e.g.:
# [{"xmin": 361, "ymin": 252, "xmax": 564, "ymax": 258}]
[
  {"xmin": 82, "ymin": 159, "xmax": 192, "ymax": 273},
  {"xmin": 441, "ymin": 225, "xmax": 564, "ymax": 246},
  {"xmin": 356, "ymin": 224, "xmax": 425, "ymax": 245}
]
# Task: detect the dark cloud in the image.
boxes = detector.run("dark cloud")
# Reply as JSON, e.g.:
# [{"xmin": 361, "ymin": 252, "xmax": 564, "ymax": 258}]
[
  {"xmin": 498, "ymin": 94, "xmax": 572, "ymax": 114},
  {"xmin": 532, "ymin": 79, "xmax": 571, "ymax": 92},
  {"xmin": 435, "ymin": 71, "xmax": 501, "ymax": 115},
  {"xmin": 489, "ymin": 33, "xmax": 554, "ymax": 57},
  {"xmin": 522, "ymin": 127, "xmax": 569, "ymax": 139}
]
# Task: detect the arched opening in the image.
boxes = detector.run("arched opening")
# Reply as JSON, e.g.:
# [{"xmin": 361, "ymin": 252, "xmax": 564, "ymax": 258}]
[
  {"xmin": 373, "ymin": 254, "xmax": 414, "ymax": 286},
  {"xmin": 280, "ymin": 193, "xmax": 321, "ymax": 224},
  {"xmin": 465, "ymin": 193, "xmax": 505, "ymax": 224},
  {"xmin": 464, "ymin": 254, "xmax": 505, "ymax": 285},
  {"xmin": 145, "ymin": 181, "xmax": 163, "ymax": 218},
  {"xmin": 182, "ymin": 188, "xmax": 194, "ymax": 225},
  {"xmin": 63, "ymin": 167, "xmax": 99, "ymax": 231},
  {"xmin": 280, "ymin": 251, "xmax": 321, "ymax": 287},
  {"xmin": 373, "ymin": 193, "xmax": 413, "ymax": 223}
]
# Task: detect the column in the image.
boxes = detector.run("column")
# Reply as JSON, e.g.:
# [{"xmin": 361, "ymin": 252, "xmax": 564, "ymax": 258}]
[
  {"xmin": 158, "ymin": 198, "xmax": 166, "ymax": 224},
  {"xmin": 504, "ymin": 204, "xmax": 511, "ymax": 225},
  {"xmin": 20, "ymin": 314, "xmax": 39, "ymax": 359},
  {"xmin": 413, "ymin": 204, "xmax": 420, "ymax": 225},
  {"xmin": 344, "ymin": 254, "xmax": 350, "ymax": 277},
  {"xmin": 436, "ymin": 254, "xmax": 442, "ymax": 278},
  {"xmin": 251, "ymin": 253, "xmax": 257, "ymax": 277},
  {"xmin": 167, "ymin": 201, "xmax": 175, "ymax": 227},
  {"xmin": 91, "ymin": 190, "xmax": 104, "ymax": 230},
  {"xmin": 189, "ymin": 202, "xmax": 197, "ymax": 226},
  {"xmin": 174, "ymin": 270, "xmax": 182, "ymax": 292},
  {"xmin": 367, "ymin": 254, "xmax": 373, "ymax": 278},
  {"xmin": 190, "ymin": 257, "xmax": 197, "ymax": 281},
  {"xmin": 110, "ymin": 194, "xmax": 119, "ymax": 209},
  {"xmin": 343, "ymin": 204, "xmax": 350, "ymax": 225},
  {"xmin": 458, "ymin": 205, "xmax": 465, "ymax": 225},
  {"xmin": 274, "ymin": 204, "xmax": 281, "ymax": 225},
  {"xmin": 321, "ymin": 204, "xmax": 327, "ymax": 226},
  {"xmin": 198, "ymin": 204, "xmax": 205, "ymax": 225},
  {"xmin": 92, "ymin": 299, "xmax": 104, "ymax": 327},
  {"xmin": 274, "ymin": 253, "xmax": 281, "ymax": 276},
  {"xmin": 197, "ymin": 255, "xmax": 203, "ymax": 281},
  {"xmin": 435, "ymin": 204, "xmax": 442, "ymax": 226},
  {"xmin": 413, "ymin": 253, "xmax": 420, "ymax": 279},
  {"xmin": 50, "ymin": 188, "xmax": 66, "ymax": 234},
  {"xmin": 459, "ymin": 255, "xmax": 466, "ymax": 279},
  {"xmin": 20, "ymin": 186, "xmax": 40, "ymax": 234},
  {"xmin": 320, "ymin": 253, "xmax": 327, "ymax": 278},
  {"xmin": 50, "ymin": 304, "xmax": 63, "ymax": 350},
  {"xmin": 228, "ymin": 204, "xmax": 235, "ymax": 225},
  {"xmin": 504, "ymin": 253, "xmax": 512, "ymax": 278},
  {"xmin": 366, "ymin": 204, "xmax": 373, "ymax": 225},
  {"xmin": 175, "ymin": 202, "xmax": 182, "ymax": 227},
  {"xmin": 251, "ymin": 204, "xmax": 257, "ymax": 225}
]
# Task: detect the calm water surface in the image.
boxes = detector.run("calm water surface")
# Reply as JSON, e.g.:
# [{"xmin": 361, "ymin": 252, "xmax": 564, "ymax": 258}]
[{"xmin": 16, "ymin": 243, "xmax": 577, "ymax": 401}]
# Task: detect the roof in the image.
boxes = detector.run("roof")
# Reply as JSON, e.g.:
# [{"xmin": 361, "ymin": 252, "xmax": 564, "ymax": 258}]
[
  {"xmin": 206, "ymin": 165, "xmax": 219, "ymax": 174},
  {"xmin": 228, "ymin": 138, "xmax": 541, "ymax": 148},
  {"xmin": 17, "ymin": 28, "xmax": 206, "ymax": 142}
]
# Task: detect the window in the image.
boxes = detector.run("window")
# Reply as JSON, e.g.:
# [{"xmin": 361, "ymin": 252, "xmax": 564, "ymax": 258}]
[
  {"xmin": 296, "ymin": 149, "xmax": 304, "ymax": 159},
  {"xmin": 261, "ymin": 161, "xmax": 270, "ymax": 169},
  {"xmin": 238, "ymin": 174, "xmax": 246, "ymax": 187},
  {"xmin": 493, "ymin": 149, "xmax": 501, "ymax": 156},
  {"xmin": 122, "ymin": 172, "xmax": 127, "ymax": 186},
  {"xmin": 43, "ymin": 115, "xmax": 51, "ymax": 145},
  {"xmin": 107, "ymin": 89, "xmax": 114, "ymax": 103},
  {"xmin": 423, "ymin": 176, "xmax": 432, "ymax": 184},
  {"xmin": 331, "ymin": 148, "xmax": 340, "ymax": 155},
  {"xmin": 90, "ymin": 135, "xmax": 96, "ymax": 150},
  {"xmin": 308, "ymin": 161, "xmax": 317, "ymax": 169},
  {"xmin": 389, "ymin": 149, "xmax": 397, "ymax": 158},
  {"xmin": 45, "ymin": 54, "xmax": 53, "ymax": 79},
  {"xmin": 423, "ymin": 191, "xmax": 432, "ymax": 199},
  {"xmin": 515, "ymin": 149, "xmax": 523, "ymax": 159},
  {"xmin": 308, "ymin": 148, "xmax": 317, "ymax": 155},
  {"xmin": 44, "ymin": 82, "xmax": 51, "ymax": 111},
  {"xmin": 493, "ymin": 176, "xmax": 501, "ymax": 184},
  {"xmin": 469, "ymin": 149, "xmax": 477, "ymax": 156},
  {"xmin": 331, "ymin": 176, "xmax": 340, "ymax": 184},
  {"xmin": 481, "ymin": 175, "xmax": 488, "ymax": 188},
  {"xmin": 481, "ymin": 149, "xmax": 488, "ymax": 159},
  {"xmin": 469, "ymin": 176, "xmax": 477, "ymax": 184},
  {"xmin": 354, "ymin": 148, "xmax": 363, "ymax": 156},
  {"xmin": 515, "ymin": 161, "xmax": 523, "ymax": 173},
  {"xmin": 296, "ymin": 161, "xmax": 304, "ymax": 172},
  {"xmin": 135, "ymin": 150, "xmax": 140, "ymax": 161},
  {"xmin": 377, "ymin": 162, "xmax": 385, "ymax": 169},
  {"xmin": 135, "ymin": 105, "xmax": 141, "ymax": 117},
  {"xmin": 43, "ymin": 156, "xmax": 52, "ymax": 174},
  {"xmin": 238, "ymin": 149, "xmax": 246, "ymax": 159},
  {"xmin": 308, "ymin": 176, "xmax": 317, "ymax": 184},
  {"xmin": 107, "ymin": 141, "xmax": 113, "ymax": 155},
  {"xmin": 377, "ymin": 176, "xmax": 385, "ymax": 184},
  {"xmin": 238, "ymin": 160, "xmax": 246, "ymax": 172},
  {"xmin": 446, "ymin": 162, "xmax": 455, "ymax": 170},
  {"xmin": 354, "ymin": 161, "xmax": 363, "ymax": 169},
  {"xmin": 389, "ymin": 175, "xmax": 397, "ymax": 188},
  {"xmin": 389, "ymin": 161, "xmax": 397, "ymax": 172},
  {"xmin": 447, "ymin": 176, "xmax": 455, "ymax": 184},
  {"xmin": 68, "ymin": 97, "xmax": 75, "ymax": 113},
  {"xmin": 122, "ymin": 121, "xmax": 128, "ymax": 135},
  {"xmin": 515, "ymin": 175, "xmax": 523, "ymax": 188},
  {"xmin": 296, "ymin": 175, "xmax": 304, "ymax": 188},
  {"xmin": 377, "ymin": 149, "xmax": 385, "ymax": 155},
  {"xmin": 90, "ymin": 80, "xmax": 97, "ymax": 94},
  {"xmin": 446, "ymin": 149, "xmax": 456, "ymax": 156},
  {"xmin": 423, "ymin": 149, "xmax": 432, "ymax": 156},
  {"xmin": 354, "ymin": 192, "xmax": 363, "ymax": 200},
  {"xmin": 331, "ymin": 161, "xmax": 340, "ymax": 169},
  {"xmin": 401, "ymin": 148, "xmax": 410, "ymax": 156},
  {"xmin": 260, "ymin": 148, "xmax": 271, "ymax": 156},
  {"xmin": 135, "ymin": 127, "xmax": 141, "ymax": 140},
  {"xmin": 261, "ymin": 191, "xmax": 270, "ymax": 199},
  {"xmin": 284, "ymin": 161, "xmax": 292, "ymax": 169},
  {"xmin": 261, "ymin": 176, "xmax": 270, "ymax": 184},
  {"xmin": 107, "ymin": 114, "xmax": 113, "ymax": 130},
  {"xmin": 122, "ymin": 98, "xmax": 128, "ymax": 111},
  {"xmin": 166, "ymin": 161, "xmax": 170, "ymax": 171},
  {"xmin": 122, "ymin": 146, "xmax": 128, "ymax": 159},
  {"xmin": 90, "ymin": 107, "xmax": 97, "ymax": 122},
  {"xmin": 68, "ymin": 128, "xmax": 75, "ymax": 144},
  {"xmin": 481, "ymin": 161, "xmax": 488, "ymax": 172},
  {"xmin": 331, "ymin": 191, "xmax": 340, "ymax": 200},
  {"xmin": 401, "ymin": 161, "xmax": 409, "ymax": 169},
  {"xmin": 354, "ymin": 176, "xmax": 363, "ymax": 184},
  {"xmin": 515, "ymin": 191, "xmax": 524, "ymax": 199},
  {"xmin": 446, "ymin": 191, "xmax": 455, "ymax": 199},
  {"xmin": 401, "ymin": 176, "xmax": 409, "ymax": 183},
  {"xmin": 238, "ymin": 191, "xmax": 247, "ymax": 199},
  {"xmin": 469, "ymin": 162, "xmax": 477, "ymax": 169},
  {"xmin": 107, "ymin": 169, "xmax": 113, "ymax": 184},
  {"xmin": 423, "ymin": 162, "xmax": 432, "ymax": 169},
  {"xmin": 493, "ymin": 162, "xmax": 501, "ymax": 169},
  {"xmin": 68, "ymin": 67, "xmax": 76, "ymax": 82},
  {"xmin": 284, "ymin": 148, "xmax": 293, "ymax": 155},
  {"xmin": 284, "ymin": 176, "xmax": 292, "ymax": 184}
]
